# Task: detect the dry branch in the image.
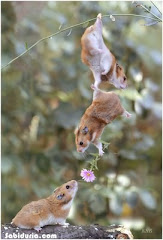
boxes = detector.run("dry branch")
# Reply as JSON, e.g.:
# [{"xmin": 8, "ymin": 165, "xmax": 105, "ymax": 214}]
[{"xmin": 1, "ymin": 223, "xmax": 134, "ymax": 239}]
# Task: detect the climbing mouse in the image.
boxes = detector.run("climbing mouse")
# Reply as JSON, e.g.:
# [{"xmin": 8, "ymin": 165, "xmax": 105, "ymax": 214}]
[
  {"xmin": 11, "ymin": 180, "xmax": 78, "ymax": 232},
  {"xmin": 75, "ymin": 85, "xmax": 131, "ymax": 156},
  {"xmin": 81, "ymin": 13, "xmax": 127, "ymax": 89}
]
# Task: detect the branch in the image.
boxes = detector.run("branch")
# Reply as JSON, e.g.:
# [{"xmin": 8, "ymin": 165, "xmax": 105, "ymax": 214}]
[
  {"xmin": 150, "ymin": 1, "xmax": 162, "ymax": 15},
  {"xmin": 1, "ymin": 13, "xmax": 162, "ymax": 70},
  {"xmin": 1, "ymin": 223, "xmax": 134, "ymax": 239},
  {"xmin": 139, "ymin": 3, "xmax": 162, "ymax": 21}
]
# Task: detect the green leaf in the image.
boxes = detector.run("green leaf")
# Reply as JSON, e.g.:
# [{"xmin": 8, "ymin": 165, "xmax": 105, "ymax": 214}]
[
  {"xmin": 25, "ymin": 42, "xmax": 28, "ymax": 50},
  {"xmin": 89, "ymin": 153, "xmax": 99, "ymax": 157},
  {"xmin": 100, "ymin": 140, "xmax": 110, "ymax": 145}
]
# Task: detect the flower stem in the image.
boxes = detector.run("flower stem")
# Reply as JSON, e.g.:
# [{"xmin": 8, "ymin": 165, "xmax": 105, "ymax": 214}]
[{"xmin": 1, "ymin": 13, "xmax": 161, "ymax": 70}]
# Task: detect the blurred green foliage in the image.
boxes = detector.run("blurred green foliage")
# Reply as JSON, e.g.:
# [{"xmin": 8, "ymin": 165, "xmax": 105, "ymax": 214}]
[{"xmin": 1, "ymin": 1, "xmax": 162, "ymax": 239}]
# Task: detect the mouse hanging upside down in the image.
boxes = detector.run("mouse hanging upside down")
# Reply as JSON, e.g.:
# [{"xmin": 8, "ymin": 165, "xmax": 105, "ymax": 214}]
[{"xmin": 81, "ymin": 13, "xmax": 127, "ymax": 89}]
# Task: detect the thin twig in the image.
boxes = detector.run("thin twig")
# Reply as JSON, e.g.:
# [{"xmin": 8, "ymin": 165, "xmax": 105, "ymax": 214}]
[
  {"xmin": 142, "ymin": 20, "xmax": 160, "ymax": 26},
  {"xmin": 140, "ymin": 3, "xmax": 162, "ymax": 21},
  {"xmin": 1, "ymin": 13, "xmax": 162, "ymax": 70},
  {"xmin": 150, "ymin": 1, "xmax": 162, "ymax": 16}
]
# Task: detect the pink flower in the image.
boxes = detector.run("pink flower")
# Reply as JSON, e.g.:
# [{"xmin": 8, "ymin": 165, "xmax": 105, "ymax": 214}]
[{"xmin": 80, "ymin": 169, "xmax": 96, "ymax": 182}]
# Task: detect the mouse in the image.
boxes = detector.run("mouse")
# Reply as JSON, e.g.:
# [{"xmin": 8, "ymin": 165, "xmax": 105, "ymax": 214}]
[
  {"xmin": 81, "ymin": 13, "xmax": 127, "ymax": 89},
  {"xmin": 11, "ymin": 180, "xmax": 78, "ymax": 232},
  {"xmin": 75, "ymin": 85, "xmax": 131, "ymax": 156}
]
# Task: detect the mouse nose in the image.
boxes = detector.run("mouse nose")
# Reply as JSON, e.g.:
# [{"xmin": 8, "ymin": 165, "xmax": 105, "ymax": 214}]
[{"xmin": 71, "ymin": 180, "xmax": 78, "ymax": 187}]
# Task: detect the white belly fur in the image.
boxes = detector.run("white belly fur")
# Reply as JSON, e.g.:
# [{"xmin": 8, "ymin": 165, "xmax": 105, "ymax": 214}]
[
  {"xmin": 39, "ymin": 214, "xmax": 65, "ymax": 227},
  {"xmin": 62, "ymin": 199, "xmax": 73, "ymax": 210}
]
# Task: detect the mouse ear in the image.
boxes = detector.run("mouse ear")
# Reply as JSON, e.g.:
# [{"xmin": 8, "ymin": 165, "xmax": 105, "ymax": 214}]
[
  {"xmin": 53, "ymin": 187, "xmax": 58, "ymax": 193},
  {"xmin": 74, "ymin": 126, "xmax": 79, "ymax": 135},
  {"xmin": 57, "ymin": 194, "xmax": 64, "ymax": 200},
  {"xmin": 116, "ymin": 63, "xmax": 121, "ymax": 73},
  {"xmin": 82, "ymin": 126, "xmax": 88, "ymax": 134}
]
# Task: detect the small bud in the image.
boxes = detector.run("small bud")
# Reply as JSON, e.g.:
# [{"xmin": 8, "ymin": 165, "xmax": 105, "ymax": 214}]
[
  {"xmin": 59, "ymin": 24, "xmax": 62, "ymax": 30},
  {"xmin": 110, "ymin": 15, "xmax": 115, "ymax": 21},
  {"xmin": 67, "ymin": 28, "xmax": 72, "ymax": 36}
]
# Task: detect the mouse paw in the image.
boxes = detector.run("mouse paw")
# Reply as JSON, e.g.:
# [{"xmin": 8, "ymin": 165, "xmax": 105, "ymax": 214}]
[
  {"xmin": 34, "ymin": 226, "xmax": 42, "ymax": 232},
  {"xmin": 91, "ymin": 84, "xmax": 95, "ymax": 90},
  {"xmin": 101, "ymin": 69, "xmax": 108, "ymax": 75},
  {"xmin": 97, "ymin": 13, "xmax": 102, "ymax": 19},
  {"xmin": 91, "ymin": 84, "xmax": 99, "ymax": 91},
  {"xmin": 99, "ymin": 149, "xmax": 104, "ymax": 156},
  {"xmin": 123, "ymin": 110, "xmax": 132, "ymax": 118},
  {"xmin": 127, "ymin": 113, "xmax": 132, "ymax": 118},
  {"xmin": 63, "ymin": 222, "xmax": 69, "ymax": 226}
]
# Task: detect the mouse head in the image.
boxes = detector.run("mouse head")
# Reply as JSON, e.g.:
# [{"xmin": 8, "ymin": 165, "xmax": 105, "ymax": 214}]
[
  {"xmin": 75, "ymin": 126, "xmax": 92, "ymax": 153},
  {"xmin": 114, "ymin": 63, "xmax": 127, "ymax": 89},
  {"xmin": 53, "ymin": 180, "xmax": 78, "ymax": 204}
]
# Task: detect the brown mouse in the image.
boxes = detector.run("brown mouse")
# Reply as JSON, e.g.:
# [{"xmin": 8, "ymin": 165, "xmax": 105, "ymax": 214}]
[
  {"xmin": 11, "ymin": 180, "xmax": 78, "ymax": 232},
  {"xmin": 75, "ymin": 85, "xmax": 131, "ymax": 156},
  {"xmin": 81, "ymin": 13, "xmax": 127, "ymax": 89}
]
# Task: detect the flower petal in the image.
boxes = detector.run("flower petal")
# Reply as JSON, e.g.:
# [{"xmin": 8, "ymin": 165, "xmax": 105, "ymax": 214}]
[{"xmin": 80, "ymin": 169, "xmax": 96, "ymax": 182}]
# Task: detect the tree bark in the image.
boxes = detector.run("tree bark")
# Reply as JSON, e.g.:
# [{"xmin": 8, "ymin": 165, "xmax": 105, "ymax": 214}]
[{"xmin": 1, "ymin": 223, "xmax": 133, "ymax": 239}]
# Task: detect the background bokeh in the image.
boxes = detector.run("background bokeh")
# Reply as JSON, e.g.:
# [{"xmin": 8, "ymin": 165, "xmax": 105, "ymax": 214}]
[{"xmin": 1, "ymin": 1, "xmax": 162, "ymax": 239}]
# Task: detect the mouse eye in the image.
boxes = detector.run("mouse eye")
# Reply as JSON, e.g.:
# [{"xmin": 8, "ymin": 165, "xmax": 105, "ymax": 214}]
[
  {"xmin": 79, "ymin": 141, "xmax": 83, "ymax": 145},
  {"xmin": 123, "ymin": 76, "xmax": 127, "ymax": 82},
  {"xmin": 66, "ymin": 185, "xmax": 70, "ymax": 189},
  {"xmin": 57, "ymin": 194, "xmax": 64, "ymax": 200}
]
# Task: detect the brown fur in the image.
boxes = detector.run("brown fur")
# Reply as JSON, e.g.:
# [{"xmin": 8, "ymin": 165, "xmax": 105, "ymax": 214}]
[
  {"xmin": 75, "ymin": 88, "xmax": 125, "ymax": 154},
  {"xmin": 12, "ymin": 180, "xmax": 78, "ymax": 229},
  {"xmin": 81, "ymin": 27, "xmax": 94, "ymax": 66},
  {"xmin": 81, "ymin": 13, "xmax": 127, "ymax": 89}
]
